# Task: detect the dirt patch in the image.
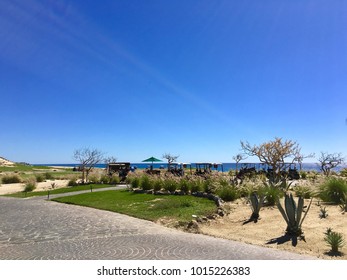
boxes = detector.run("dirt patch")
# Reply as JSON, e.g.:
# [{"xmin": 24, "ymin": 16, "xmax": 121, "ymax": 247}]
[
  {"xmin": 198, "ymin": 198, "xmax": 346, "ymax": 259},
  {"xmin": 0, "ymin": 180, "xmax": 69, "ymax": 195}
]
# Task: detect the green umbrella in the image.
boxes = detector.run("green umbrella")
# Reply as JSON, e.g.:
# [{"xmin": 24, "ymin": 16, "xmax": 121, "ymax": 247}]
[{"xmin": 142, "ymin": 156, "xmax": 162, "ymax": 165}]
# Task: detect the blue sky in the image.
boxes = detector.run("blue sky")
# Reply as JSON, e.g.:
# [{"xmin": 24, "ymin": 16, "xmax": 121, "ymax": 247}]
[{"xmin": 1, "ymin": 0, "xmax": 346, "ymax": 164}]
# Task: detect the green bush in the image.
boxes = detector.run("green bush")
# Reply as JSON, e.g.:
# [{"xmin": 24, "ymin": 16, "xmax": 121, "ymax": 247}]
[
  {"xmin": 24, "ymin": 180, "xmax": 36, "ymax": 192},
  {"xmin": 216, "ymin": 185, "xmax": 240, "ymax": 202},
  {"xmin": 319, "ymin": 178, "xmax": 347, "ymax": 204},
  {"xmin": 153, "ymin": 178, "xmax": 163, "ymax": 192},
  {"xmin": 88, "ymin": 174, "xmax": 100, "ymax": 183},
  {"xmin": 109, "ymin": 175, "xmax": 120, "ymax": 185},
  {"xmin": 140, "ymin": 175, "xmax": 152, "ymax": 191},
  {"xmin": 340, "ymin": 168, "xmax": 347, "ymax": 177},
  {"xmin": 202, "ymin": 178, "xmax": 214, "ymax": 193},
  {"xmin": 300, "ymin": 171, "xmax": 307, "ymax": 179},
  {"xmin": 99, "ymin": 175, "xmax": 110, "ymax": 184},
  {"xmin": 163, "ymin": 178, "xmax": 179, "ymax": 193},
  {"xmin": 294, "ymin": 185, "xmax": 312, "ymax": 199},
  {"xmin": 179, "ymin": 178, "xmax": 190, "ymax": 194},
  {"xmin": 131, "ymin": 177, "xmax": 140, "ymax": 189},
  {"xmin": 261, "ymin": 184, "xmax": 284, "ymax": 206},
  {"xmin": 44, "ymin": 172, "xmax": 54, "ymax": 180},
  {"xmin": 35, "ymin": 174, "xmax": 45, "ymax": 182},
  {"xmin": 68, "ymin": 179, "xmax": 78, "ymax": 187},
  {"xmin": 1, "ymin": 175, "xmax": 21, "ymax": 184},
  {"xmin": 190, "ymin": 178, "xmax": 204, "ymax": 193}
]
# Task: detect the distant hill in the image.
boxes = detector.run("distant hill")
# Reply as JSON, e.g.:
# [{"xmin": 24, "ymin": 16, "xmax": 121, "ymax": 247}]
[{"xmin": 0, "ymin": 156, "xmax": 15, "ymax": 166}]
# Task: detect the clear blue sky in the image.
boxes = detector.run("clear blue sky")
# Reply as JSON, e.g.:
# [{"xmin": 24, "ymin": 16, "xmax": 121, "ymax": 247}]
[{"xmin": 1, "ymin": 0, "xmax": 346, "ymax": 164}]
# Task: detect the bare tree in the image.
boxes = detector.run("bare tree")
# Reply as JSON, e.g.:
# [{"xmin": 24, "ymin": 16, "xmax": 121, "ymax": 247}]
[
  {"xmin": 73, "ymin": 147, "xmax": 104, "ymax": 183},
  {"xmin": 317, "ymin": 152, "xmax": 344, "ymax": 176},
  {"xmin": 293, "ymin": 149, "xmax": 315, "ymax": 171},
  {"xmin": 104, "ymin": 156, "xmax": 117, "ymax": 164},
  {"xmin": 162, "ymin": 153, "xmax": 179, "ymax": 170},
  {"xmin": 232, "ymin": 153, "xmax": 248, "ymax": 174},
  {"xmin": 240, "ymin": 137, "xmax": 301, "ymax": 182}
]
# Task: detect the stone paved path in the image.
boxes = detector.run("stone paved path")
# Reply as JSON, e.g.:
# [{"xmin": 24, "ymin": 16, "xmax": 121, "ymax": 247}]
[{"xmin": 0, "ymin": 189, "xmax": 316, "ymax": 260}]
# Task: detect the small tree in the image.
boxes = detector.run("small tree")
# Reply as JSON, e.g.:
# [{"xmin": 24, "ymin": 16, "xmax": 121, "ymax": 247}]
[
  {"xmin": 318, "ymin": 152, "xmax": 344, "ymax": 176},
  {"xmin": 293, "ymin": 149, "xmax": 315, "ymax": 171},
  {"xmin": 240, "ymin": 137, "xmax": 301, "ymax": 182},
  {"xmin": 73, "ymin": 147, "xmax": 104, "ymax": 183},
  {"xmin": 232, "ymin": 153, "xmax": 248, "ymax": 175},
  {"xmin": 162, "ymin": 153, "xmax": 179, "ymax": 170},
  {"xmin": 104, "ymin": 156, "xmax": 117, "ymax": 164}
]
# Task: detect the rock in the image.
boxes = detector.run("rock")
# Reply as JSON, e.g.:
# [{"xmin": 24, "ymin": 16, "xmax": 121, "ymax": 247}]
[
  {"xmin": 217, "ymin": 208, "xmax": 225, "ymax": 217},
  {"xmin": 133, "ymin": 189, "xmax": 145, "ymax": 194},
  {"xmin": 186, "ymin": 220, "xmax": 200, "ymax": 233}
]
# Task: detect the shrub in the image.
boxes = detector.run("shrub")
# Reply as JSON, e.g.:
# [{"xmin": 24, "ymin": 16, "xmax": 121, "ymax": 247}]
[
  {"xmin": 1, "ymin": 175, "xmax": 21, "ymax": 184},
  {"xmin": 88, "ymin": 174, "xmax": 100, "ymax": 183},
  {"xmin": 340, "ymin": 168, "xmax": 347, "ymax": 177},
  {"xmin": 179, "ymin": 178, "xmax": 190, "ymax": 194},
  {"xmin": 294, "ymin": 185, "xmax": 312, "ymax": 199},
  {"xmin": 163, "ymin": 178, "xmax": 179, "ymax": 193},
  {"xmin": 68, "ymin": 179, "xmax": 78, "ymax": 187},
  {"xmin": 131, "ymin": 176, "xmax": 140, "ymax": 189},
  {"xmin": 300, "ymin": 171, "xmax": 307, "ymax": 179},
  {"xmin": 140, "ymin": 175, "xmax": 152, "ymax": 191},
  {"xmin": 319, "ymin": 178, "xmax": 347, "ymax": 204},
  {"xmin": 261, "ymin": 184, "xmax": 284, "ymax": 206},
  {"xmin": 109, "ymin": 175, "xmax": 120, "ymax": 185},
  {"xmin": 202, "ymin": 178, "xmax": 214, "ymax": 193},
  {"xmin": 324, "ymin": 228, "xmax": 345, "ymax": 253},
  {"xmin": 44, "ymin": 172, "xmax": 54, "ymax": 180},
  {"xmin": 99, "ymin": 175, "xmax": 110, "ymax": 184},
  {"xmin": 23, "ymin": 179, "xmax": 36, "ymax": 192},
  {"xmin": 35, "ymin": 174, "xmax": 45, "ymax": 183},
  {"xmin": 153, "ymin": 178, "xmax": 163, "ymax": 192},
  {"xmin": 216, "ymin": 185, "xmax": 240, "ymax": 202},
  {"xmin": 238, "ymin": 181, "xmax": 259, "ymax": 197},
  {"xmin": 190, "ymin": 178, "xmax": 203, "ymax": 193}
]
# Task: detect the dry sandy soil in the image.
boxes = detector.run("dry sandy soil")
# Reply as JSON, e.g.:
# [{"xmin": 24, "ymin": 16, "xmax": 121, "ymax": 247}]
[
  {"xmin": 198, "ymin": 197, "xmax": 346, "ymax": 260},
  {"xmin": 0, "ymin": 180, "xmax": 69, "ymax": 195}
]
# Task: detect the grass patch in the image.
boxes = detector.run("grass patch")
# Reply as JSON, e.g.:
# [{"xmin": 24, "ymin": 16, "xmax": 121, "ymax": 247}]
[
  {"xmin": 52, "ymin": 190, "xmax": 217, "ymax": 222},
  {"xmin": 0, "ymin": 164, "xmax": 50, "ymax": 172},
  {"xmin": 3, "ymin": 184, "xmax": 116, "ymax": 198}
]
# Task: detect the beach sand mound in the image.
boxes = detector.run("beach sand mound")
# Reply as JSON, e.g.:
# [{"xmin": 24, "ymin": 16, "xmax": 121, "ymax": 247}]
[{"xmin": 0, "ymin": 157, "xmax": 15, "ymax": 166}]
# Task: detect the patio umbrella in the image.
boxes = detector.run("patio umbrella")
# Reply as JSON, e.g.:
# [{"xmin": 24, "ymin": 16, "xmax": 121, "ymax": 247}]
[{"xmin": 142, "ymin": 156, "xmax": 162, "ymax": 165}]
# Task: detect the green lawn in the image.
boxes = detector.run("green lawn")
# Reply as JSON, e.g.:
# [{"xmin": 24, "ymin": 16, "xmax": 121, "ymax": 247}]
[
  {"xmin": 3, "ymin": 184, "xmax": 116, "ymax": 198},
  {"xmin": 53, "ymin": 190, "xmax": 217, "ymax": 222},
  {"xmin": 0, "ymin": 164, "xmax": 51, "ymax": 172}
]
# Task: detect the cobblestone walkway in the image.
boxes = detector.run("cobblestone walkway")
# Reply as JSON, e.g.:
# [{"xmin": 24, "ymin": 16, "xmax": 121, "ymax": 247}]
[{"xmin": 0, "ymin": 192, "xmax": 316, "ymax": 260}]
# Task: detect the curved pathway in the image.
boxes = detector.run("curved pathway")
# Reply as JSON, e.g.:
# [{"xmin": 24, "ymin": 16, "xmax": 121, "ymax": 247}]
[{"xmin": 0, "ymin": 188, "xmax": 316, "ymax": 260}]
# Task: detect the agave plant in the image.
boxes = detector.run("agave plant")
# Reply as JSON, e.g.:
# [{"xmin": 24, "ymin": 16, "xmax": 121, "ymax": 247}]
[
  {"xmin": 248, "ymin": 192, "xmax": 265, "ymax": 221},
  {"xmin": 319, "ymin": 207, "xmax": 328, "ymax": 219},
  {"xmin": 324, "ymin": 228, "xmax": 345, "ymax": 253},
  {"xmin": 276, "ymin": 193, "xmax": 312, "ymax": 236}
]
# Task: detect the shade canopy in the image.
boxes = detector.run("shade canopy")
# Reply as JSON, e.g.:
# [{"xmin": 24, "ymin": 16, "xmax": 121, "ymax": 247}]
[{"xmin": 142, "ymin": 156, "xmax": 162, "ymax": 163}]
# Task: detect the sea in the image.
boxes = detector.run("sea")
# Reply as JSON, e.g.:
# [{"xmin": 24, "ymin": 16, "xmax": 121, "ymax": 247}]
[{"xmin": 34, "ymin": 162, "xmax": 346, "ymax": 172}]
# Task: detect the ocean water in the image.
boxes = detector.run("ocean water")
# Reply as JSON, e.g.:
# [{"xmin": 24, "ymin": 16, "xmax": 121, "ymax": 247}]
[{"xmin": 35, "ymin": 162, "xmax": 346, "ymax": 172}]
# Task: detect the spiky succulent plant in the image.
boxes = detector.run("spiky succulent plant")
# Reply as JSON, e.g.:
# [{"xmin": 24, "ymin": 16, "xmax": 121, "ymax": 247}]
[{"xmin": 276, "ymin": 193, "xmax": 312, "ymax": 236}]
